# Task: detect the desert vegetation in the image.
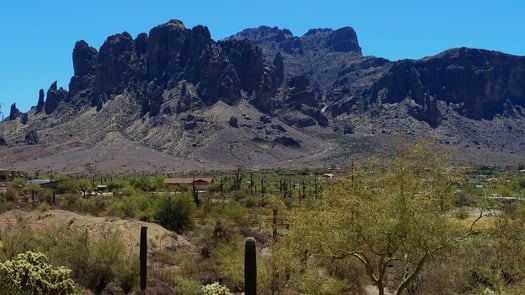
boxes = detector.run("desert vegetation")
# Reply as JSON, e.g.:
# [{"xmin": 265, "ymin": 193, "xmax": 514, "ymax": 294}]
[{"xmin": 0, "ymin": 142, "xmax": 524, "ymax": 294}]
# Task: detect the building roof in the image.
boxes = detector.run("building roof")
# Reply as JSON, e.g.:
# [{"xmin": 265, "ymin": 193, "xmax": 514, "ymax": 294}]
[
  {"xmin": 27, "ymin": 179, "xmax": 52, "ymax": 186},
  {"xmin": 163, "ymin": 177, "xmax": 213, "ymax": 185}
]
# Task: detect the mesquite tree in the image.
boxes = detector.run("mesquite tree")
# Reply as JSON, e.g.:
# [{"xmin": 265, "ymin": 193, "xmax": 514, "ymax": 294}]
[{"xmin": 288, "ymin": 142, "xmax": 481, "ymax": 295}]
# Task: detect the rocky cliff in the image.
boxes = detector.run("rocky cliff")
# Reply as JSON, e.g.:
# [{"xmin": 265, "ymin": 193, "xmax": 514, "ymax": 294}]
[{"xmin": 1, "ymin": 20, "xmax": 525, "ymax": 173}]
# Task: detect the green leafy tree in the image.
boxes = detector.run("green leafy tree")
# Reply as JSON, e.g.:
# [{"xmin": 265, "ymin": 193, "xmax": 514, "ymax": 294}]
[
  {"xmin": 288, "ymin": 142, "xmax": 480, "ymax": 295},
  {"xmin": 156, "ymin": 194, "xmax": 195, "ymax": 233},
  {"xmin": 77, "ymin": 179, "xmax": 93, "ymax": 198},
  {"xmin": 461, "ymin": 203, "xmax": 525, "ymax": 294}
]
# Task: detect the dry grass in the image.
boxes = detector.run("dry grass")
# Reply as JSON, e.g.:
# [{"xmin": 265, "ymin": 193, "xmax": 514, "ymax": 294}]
[
  {"xmin": 0, "ymin": 209, "xmax": 195, "ymax": 255},
  {"xmin": 454, "ymin": 208, "xmax": 498, "ymax": 233}
]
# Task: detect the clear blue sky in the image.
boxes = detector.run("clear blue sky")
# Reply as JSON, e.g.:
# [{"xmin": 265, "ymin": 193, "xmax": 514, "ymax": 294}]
[{"xmin": 1, "ymin": 0, "xmax": 524, "ymax": 113}]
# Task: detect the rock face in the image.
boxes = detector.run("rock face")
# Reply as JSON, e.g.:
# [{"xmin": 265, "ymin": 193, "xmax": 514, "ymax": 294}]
[
  {"xmin": 329, "ymin": 27, "xmax": 361, "ymax": 53},
  {"xmin": 35, "ymin": 89, "xmax": 45, "ymax": 113},
  {"xmin": 63, "ymin": 19, "xmax": 283, "ymax": 116},
  {"xmin": 8, "ymin": 103, "xmax": 20, "ymax": 120},
  {"xmin": 14, "ymin": 21, "xmax": 525, "ymax": 127},
  {"xmin": 369, "ymin": 48, "xmax": 525, "ymax": 120},
  {"xmin": 44, "ymin": 81, "xmax": 68, "ymax": 114},
  {"xmin": 4, "ymin": 20, "xmax": 525, "ymax": 171}
]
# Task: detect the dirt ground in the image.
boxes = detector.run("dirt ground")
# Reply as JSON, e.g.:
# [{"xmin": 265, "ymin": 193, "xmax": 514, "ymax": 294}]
[{"xmin": 0, "ymin": 209, "xmax": 194, "ymax": 255}]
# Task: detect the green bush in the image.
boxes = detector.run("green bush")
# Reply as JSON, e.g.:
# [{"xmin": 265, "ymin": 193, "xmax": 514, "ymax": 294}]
[
  {"xmin": 106, "ymin": 194, "xmax": 156, "ymax": 221},
  {"xmin": 0, "ymin": 222, "xmax": 138, "ymax": 294},
  {"xmin": 0, "ymin": 251, "xmax": 78, "ymax": 294},
  {"xmin": 155, "ymin": 194, "xmax": 195, "ymax": 233},
  {"xmin": 57, "ymin": 194, "xmax": 98, "ymax": 215},
  {"xmin": 455, "ymin": 206, "xmax": 470, "ymax": 219},
  {"xmin": 202, "ymin": 282, "xmax": 233, "ymax": 295},
  {"xmin": 518, "ymin": 177, "xmax": 525, "ymax": 189},
  {"xmin": 176, "ymin": 277, "xmax": 203, "ymax": 295},
  {"xmin": 240, "ymin": 196, "xmax": 258, "ymax": 208},
  {"xmin": 113, "ymin": 255, "xmax": 139, "ymax": 294},
  {"xmin": 105, "ymin": 181, "xmax": 124, "ymax": 191}
]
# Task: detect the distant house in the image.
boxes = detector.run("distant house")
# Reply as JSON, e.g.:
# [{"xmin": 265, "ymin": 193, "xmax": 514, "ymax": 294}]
[{"xmin": 163, "ymin": 177, "xmax": 214, "ymax": 191}]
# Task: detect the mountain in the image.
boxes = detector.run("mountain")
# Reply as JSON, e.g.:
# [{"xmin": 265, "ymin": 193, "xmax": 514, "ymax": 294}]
[{"xmin": 1, "ymin": 19, "xmax": 525, "ymax": 174}]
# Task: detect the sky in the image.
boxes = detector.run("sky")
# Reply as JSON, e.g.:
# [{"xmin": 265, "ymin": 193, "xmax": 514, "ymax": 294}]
[{"xmin": 1, "ymin": 0, "xmax": 524, "ymax": 113}]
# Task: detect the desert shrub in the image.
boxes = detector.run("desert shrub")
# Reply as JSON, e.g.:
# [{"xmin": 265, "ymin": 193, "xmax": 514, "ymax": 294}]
[
  {"xmin": 0, "ymin": 251, "xmax": 78, "ymax": 294},
  {"xmin": 232, "ymin": 190, "xmax": 247, "ymax": 201},
  {"xmin": 0, "ymin": 197, "xmax": 15, "ymax": 214},
  {"xmin": 4, "ymin": 186, "xmax": 18, "ymax": 202},
  {"xmin": 7, "ymin": 177, "xmax": 26, "ymax": 193},
  {"xmin": 129, "ymin": 177, "xmax": 157, "ymax": 191},
  {"xmin": 213, "ymin": 201, "xmax": 247, "ymax": 226},
  {"xmin": 516, "ymin": 177, "xmax": 525, "ymax": 189},
  {"xmin": 113, "ymin": 255, "xmax": 140, "ymax": 294},
  {"xmin": 176, "ymin": 277, "xmax": 202, "ymax": 295},
  {"xmin": 206, "ymin": 182, "xmax": 222, "ymax": 192},
  {"xmin": 210, "ymin": 240, "xmax": 274, "ymax": 294},
  {"xmin": 36, "ymin": 202, "xmax": 51, "ymax": 212},
  {"xmin": 58, "ymin": 193, "xmax": 98, "ymax": 215},
  {"xmin": 106, "ymin": 193, "xmax": 156, "ymax": 221},
  {"xmin": 46, "ymin": 227, "xmax": 133, "ymax": 294},
  {"xmin": 37, "ymin": 187, "xmax": 54, "ymax": 204},
  {"xmin": 80, "ymin": 230, "xmax": 129, "ymax": 294},
  {"xmin": 455, "ymin": 206, "xmax": 470, "ymax": 219},
  {"xmin": 318, "ymin": 277, "xmax": 352, "ymax": 295},
  {"xmin": 105, "ymin": 181, "xmax": 124, "ymax": 191},
  {"xmin": 0, "ymin": 225, "xmax": 38, "ymax": 261},
  {"xmin": 202, "ymin": 282, "xmax": 233, "ymax": 295},
  {"xmin": 55, "ymin": 179, "xmax": 81, "ymax": 194},
  {"xmin": 240, "ymin": 196, "xmax": 258, "ymax": 208},
  {"xmin": 210, "ymin": 243, "xmax": 244, "ymax": 292},
  {"xmin": 155, "ymin": 194, "xmax": 195, "ymax": 233},
  {"xmin": 1, "ymin": 222, "xmax": 137, "ymax": 294}
]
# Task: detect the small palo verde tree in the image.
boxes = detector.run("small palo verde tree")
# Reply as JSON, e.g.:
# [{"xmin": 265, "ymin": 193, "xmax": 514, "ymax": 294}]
[
  {"xmin": 288, "ymin": 142, "xmax": 483, "ymax": 295},
  {"xmin": 0, "ymin": 251, "xmax": 78, "ymax": 294}
]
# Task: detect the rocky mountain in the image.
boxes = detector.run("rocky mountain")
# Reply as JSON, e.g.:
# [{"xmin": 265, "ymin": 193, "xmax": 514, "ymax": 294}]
[{"xmin": 1, "ymin": 19, "xmax": 525, "ymax": 174}]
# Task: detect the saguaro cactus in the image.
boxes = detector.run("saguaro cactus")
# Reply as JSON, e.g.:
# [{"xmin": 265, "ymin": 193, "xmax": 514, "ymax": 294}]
[
  {"xmin": 244, "ymin": 237, "xmax": 257, "ymax": 295},
  {"xmin": 140, "ymin": 226, "xmax": 148, "ymax": 291}
]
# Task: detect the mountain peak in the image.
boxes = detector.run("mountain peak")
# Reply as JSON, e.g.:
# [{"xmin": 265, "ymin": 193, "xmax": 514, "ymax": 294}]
[{"xmin": 2, "ymin": 20, "xmax": 525, "ymax": 173}]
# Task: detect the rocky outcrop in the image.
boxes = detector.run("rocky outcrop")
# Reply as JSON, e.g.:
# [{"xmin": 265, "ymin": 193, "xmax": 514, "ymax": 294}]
[
  {"xmin": 69, "ymin": 40, "xmax": 98, "ymax": 98},
  {"xmin": 220, "ymin": 38, "xmax": 265, "ymax": 94},
  {"xmin": 8, "ymin": 103, "xmax": 20, "ymax": 120},
  {"xmin": 45, "ymin": 81, "xmax": 68, "ymax": 114},
  {"xmin": 329, "ymin": 27, "xmax": 361, "ymax": 53},
  {"xmin": 35, "ymin": 89, "xmax": 45, "ymax": 113},
  {"xmin": 9, "ymin": 19, "xmax": 525, "ymax": 160},
  {"xmin": 59, "ymin": 19, "xmax": 282, "ymax": 116},
  {"xmin": 93, "ymin": 32, "xmax": 136, "ymax": 104},
  {"xmin": 228, "ymin": 116, "xmax": 239, "ymax": 128},
  {"xmin": 230, "ymin": 25, "xmax": 362, "ymax": 56},
  {"xmin": 286, "ymin": 74, "xmax": 317, "ymax": 108},
  {"xmin": 24, "ymin": 130, "xmax": 38, "ymax": 145},
  {"xmin": 273, "ymin": 136, "xmax": 300, "ymax": 148},
  {"xmin": 370, "ymin": 48, "xmax": 525, "ymax": 120}
]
